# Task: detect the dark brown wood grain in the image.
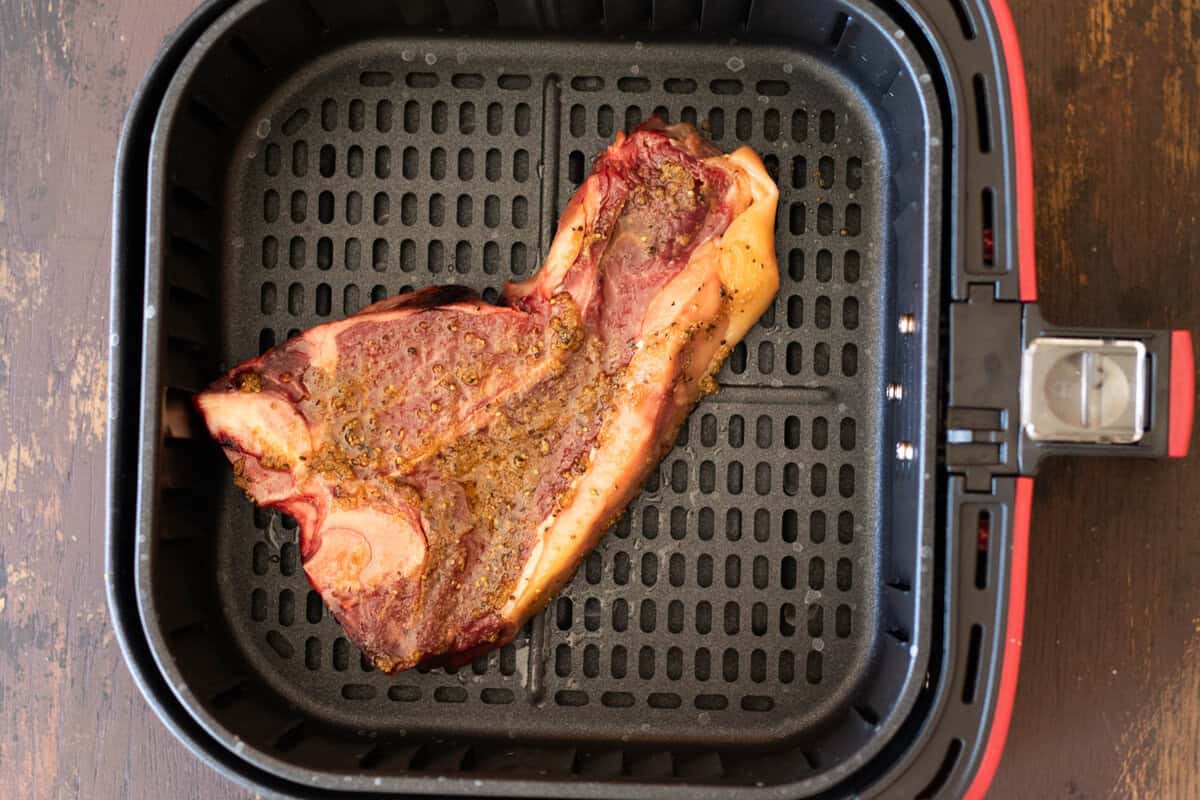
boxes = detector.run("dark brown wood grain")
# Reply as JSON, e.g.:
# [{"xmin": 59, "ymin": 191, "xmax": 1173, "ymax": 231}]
[
  {"xmin": 0, "ymin": 1, "xmax": 1195, "ymax": 798},
  {"xmin": 994, "ymin": 1, "xmax": 1200, "ymax": 798}
]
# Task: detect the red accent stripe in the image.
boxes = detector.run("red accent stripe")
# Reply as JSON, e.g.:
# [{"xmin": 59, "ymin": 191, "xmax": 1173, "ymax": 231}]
[
  {"xmin": 1169, "ymin": 330, "xmax": 1194, "ymax": 458},
  {"xmin": 960, "ymin": 3, "xmax": 1037, "ymax": 790},
  {"xmin": 963, "ymin": 2, "xmax": 1036, "ymax": 793},
  {"xmin": 989, "ymin": 0, "xmax": 1037, "ymax": 302},
  {"xmin": 964, "ymin": 476, "xmax": 1032, "ymax": 800}
]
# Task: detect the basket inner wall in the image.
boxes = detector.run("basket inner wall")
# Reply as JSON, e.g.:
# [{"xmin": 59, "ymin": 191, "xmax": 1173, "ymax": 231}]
[{"xmin": 143, "ymin": 0, "xmax": 937, "ymax": 790}]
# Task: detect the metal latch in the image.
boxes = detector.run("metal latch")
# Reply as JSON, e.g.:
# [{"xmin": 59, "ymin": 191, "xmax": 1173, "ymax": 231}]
[{"xmin": 1021, "ymin": 337, "xmax": 1148, "ymax": 444}]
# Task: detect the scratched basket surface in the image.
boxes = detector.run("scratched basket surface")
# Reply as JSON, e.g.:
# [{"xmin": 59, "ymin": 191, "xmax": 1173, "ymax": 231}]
[
  {"xmin": 141, "ymin": 0, "xmax": 939, "ymax": 792},
  {"xmin": 221, "ymin": 36, "xmax": 885, "ymax": 738}
]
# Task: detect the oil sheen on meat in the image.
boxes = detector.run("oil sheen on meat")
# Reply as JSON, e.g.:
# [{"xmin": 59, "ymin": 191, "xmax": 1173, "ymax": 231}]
[{"xmin": 197, "ymin": 120, "xmax": 779, "ymax": 672}]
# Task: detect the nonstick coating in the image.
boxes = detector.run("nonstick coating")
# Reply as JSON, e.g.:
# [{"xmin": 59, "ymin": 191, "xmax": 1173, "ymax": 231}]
[{"xmin": 131, "ymin": 0, "xmax": 942, "ymax": 795}]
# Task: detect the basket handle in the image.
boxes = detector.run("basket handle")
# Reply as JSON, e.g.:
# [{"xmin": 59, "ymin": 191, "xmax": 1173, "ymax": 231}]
[{"xmin": 1019, "ymin": 324, "xmax": 1193, "ymax": 463}]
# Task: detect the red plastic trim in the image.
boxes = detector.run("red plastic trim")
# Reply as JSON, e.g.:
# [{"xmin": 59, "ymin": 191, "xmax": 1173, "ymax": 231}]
[
  {"xmin": 964, "ymin": 476, "xmax": 1032, "ymax": 800},
  {"xmin": 1169, "ymin": 330, "xmax": 1195, "ymax": 458},
  {"xmin": 961, "ymin": 3, "xmax": 1036, "ymax": 793},
  {"xmin": 988, "ymin": 0, "xmax": 1037, "ymax": 302},
  {"xmin": 961, "ymin": 3, "xmax": 1037, "ymax": 789}
]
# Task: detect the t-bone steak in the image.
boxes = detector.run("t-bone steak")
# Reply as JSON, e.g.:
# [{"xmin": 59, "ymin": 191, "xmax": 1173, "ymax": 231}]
[{"xmin": 197, "ymin": 120, "xmax": 779, "ymax": 672}]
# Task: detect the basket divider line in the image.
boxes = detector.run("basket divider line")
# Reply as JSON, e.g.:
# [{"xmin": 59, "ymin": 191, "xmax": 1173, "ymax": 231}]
[{"xmin": 537, "ymin": 72, "xmax": 562, "ymax": 264}]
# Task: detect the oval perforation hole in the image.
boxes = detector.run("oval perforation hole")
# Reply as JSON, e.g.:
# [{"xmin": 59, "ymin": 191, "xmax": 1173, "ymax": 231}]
[
  {"xmin": 814, "ymin": 342, "xmax": 830, "ymax": 376},
  {"xmin": 639, "ymin": 646, "xmax": 655, "ymax": 679},
  {"xmin": 640, "ymin": 599, "xmax": 656, "ymax": 632},
  {"xmin": 837, "ymin": 557, "xmax": 853, "ymax": 590},
  {"xmin": 809, "ymin": 558, "xmax": 825, "ymax": 590},
  {"xmin": 435, "ymin": 686, "xmax": 467, "ymax": 703},
  {"xmin": 807, "ymin": 604, "xmax": 823, "ymax": 637},
  {"xmin": 806, "ymin": 651, "xmax": 823, "ymax": 684},
  {"xmin": 346, "ymin": 145, "xmax": 363, "ymax": 177},
  {"xmin": 819, "ymin": 109, "xmax": 835, "ymax": 142},
  {"xmin": 844, "ymin": 250, "xmax": 861, "ymax": 282},
  {"xmin": 836, "ymin": 604, "xmax": 852, "ymax": 637},
  {"xmin": 722, "ymin": 649, "xmax": 739, "ymax": 682},
  {"xmin": 581, "ymin": 644, "xmax": 599, "ymax": 678},
  {"xmin": 316, "ymin": 144, "xmax": 335, "ymax": 177},
  {"xmin": 841, "ymin": 204, "xmax": 860, "ymax": 236},
  {"xmin": 375, "ymin": 98, "xmax": 393, "ymax": 132},
  {"xmin": 842, "ymin": 344, "xmax": 858, "ymax": 376},
  {"xmin": 782, "ymin": 509, "xmax": 799, "ymax": 542},
  {"xmin": 306, "ymin": 590, "xmax": 323, "ymax": 623},
  {"xmin": 791, "ymin": 109, "xmax": 807, "ymax": 141},
  {"xmin": 250, "ymin": 588, "xmax": 267, "ymax": 621},
  {"xmin": 571, "ymin": 75, "xmax": 603, "ymax": 91},
  {"xmin": 642, "ymin": 553, "xmax": 658, "ymax": 587},
  {"xmin": 779, "ymin": 603, "xmax": 796, "ymax": 636},
  {"xmin": 786, "ymin": 343, "xmax": 802, "ymax": 374},
  {"xmin": 818, "ymin": 156, "xmax": 835, "ymax": 189},
  {"xmin": 757, "ymin": 341, "xmax": 774, "ymax": 374},
  {"xmin": 665, "ymin": 77, "xmax": 696, "ymax": 93},
  {"xmin": 291, "ymin": 141, "xmax": 308, "ymax": 176},
  {"xmin": 735, "ymin": 108, "xmax": 752, "ymax": 141},
  {"xmin": 788, "ymin": 249, "xmax": 804, "ymax": 281},
  {"xmin": 373, "ymin": 193, "xmax": 389, "ymax": 225},
  {"xmin": 781, "ymin": 557, "xmax": 796, "ymax": 590},
  {"xmin": 787, "ymin": 155, "xmax": 806, "ymax": 188},
  {"xmin": 706, "ymin": 107, "xmax": 723, "ymax": 138},
  {"xmin": 790, "ymin": 203, "xmax": 806, "ymax": 234},
  {"xmin": 839, "ymin": 510, "xmax": 854, "ymax": 543},
  {"xmin": 817, "ymin": 203, "xmax": 833, "ymax": 235},
  {"xmin": 264, "ymin": 143, "xmax": 281, "ymax": 175},
  {"xmin": 289, "ymin": 190, "xmax": 306, "ymax": 223},
  {"xmin": 481, "ymin": 688, "xmax": 514, "ymax": 705},
  {"xmin": 265, "ymin": 631, "xmax": 293, "ymax": 659},
  {"xmin": 753, "ymin": 550, "xmax": 769, "ymax": 583},
  {"xmin": 694, "ymin": 648, "xmax": 711, "ymax": 681},
  {"xmin": 762, "ymin": 152, "xmax": 780, "ymax": 185},
  {"xmin": 287, "ymin": 282, "xmax": 304, "ymax": 314},
  {"xmin": 495, "ymin": 73, "xmax": 530, "ymax": 90},
  {"xmin": 811, "ymin": 463, "xmax": 827, "ymax": 497},
  {"xmin": 783, "ymin": 463, "xmax": 799, "ymax": 495},
  {"xmin": 514, "ymin": 103, "xmax": 531, "ymax": 135}
]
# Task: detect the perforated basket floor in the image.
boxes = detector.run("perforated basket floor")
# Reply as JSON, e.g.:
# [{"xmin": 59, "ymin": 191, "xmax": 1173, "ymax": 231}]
[
  {"xmin": 134, "ymin": 0, "xmax": 941, "ymax": 794},
  {"xmin": 216, "ymin": 36, "xmax": 886, "ymax": 743}
]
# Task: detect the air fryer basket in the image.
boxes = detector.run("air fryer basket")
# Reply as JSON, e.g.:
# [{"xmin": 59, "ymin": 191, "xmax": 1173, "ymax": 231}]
[{"xmin": 106, "ymin": 0, "xmax": 1192, "ymax": 798}]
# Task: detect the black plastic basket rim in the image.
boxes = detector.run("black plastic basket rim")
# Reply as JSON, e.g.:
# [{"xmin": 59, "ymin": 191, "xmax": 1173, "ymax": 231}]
[{"xmin": 104, "ymin": 0, "xmax": 1001, "ymax": 797}]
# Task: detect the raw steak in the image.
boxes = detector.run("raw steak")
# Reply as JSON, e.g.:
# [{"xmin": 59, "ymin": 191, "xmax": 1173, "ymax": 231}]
[{"xmin": 197, "ymin": 120, "xmax": 778, "ymax": 672}]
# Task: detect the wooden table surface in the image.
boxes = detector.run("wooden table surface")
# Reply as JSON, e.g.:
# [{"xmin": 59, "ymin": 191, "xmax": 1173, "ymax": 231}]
[{"xmin": 1, "ymin": 1, "xmax": 1197, "ymax": 797}]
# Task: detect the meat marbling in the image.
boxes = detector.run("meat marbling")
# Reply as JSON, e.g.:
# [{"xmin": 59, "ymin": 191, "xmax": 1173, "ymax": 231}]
[{"xmin": 197, "ymin": 120, "xmax": 778, "ymax": 672}]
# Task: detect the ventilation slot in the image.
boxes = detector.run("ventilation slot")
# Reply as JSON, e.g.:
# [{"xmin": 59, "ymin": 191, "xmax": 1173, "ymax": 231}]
[
  {"xmin": 973, "ymin": 74, "xmax": 992, "ymax": 153},
  {"xmin": 405, "ymin": 72, "xmax": 438, "ymax": 88},
  {"xmin": 498, "ymin": 74, "xmax": 532, "ymax": 90},
  {"xmin": 360, "ymin": 71, "xmax": 394, "ymax": 87},
  {"xmin": 962, "ymin": 624, "xmax": 984, "ymax": 703},
  {"xmin": 975, "ymin": 509, "xmax": 991, "ymax": 588},
  {"xmin": 916, "ymin": 739, "xmax": 965, "ymax": 799},
  {"xmin": 982, "ymin": 187, "xmax": 996, "ymax": 267},
  {"xmin": 452, "ymin": 73, "xmax": 484, "ymax": 89},
  {"xmin": 949, "ymin": 0, "xmax": 977, "ymax": 39}
]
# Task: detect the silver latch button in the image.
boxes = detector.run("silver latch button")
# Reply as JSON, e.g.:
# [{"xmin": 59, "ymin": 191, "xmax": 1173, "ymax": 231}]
[{"xmin": 1021, "ymin": 337, "xmax": 1148, "ymax": 444}]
